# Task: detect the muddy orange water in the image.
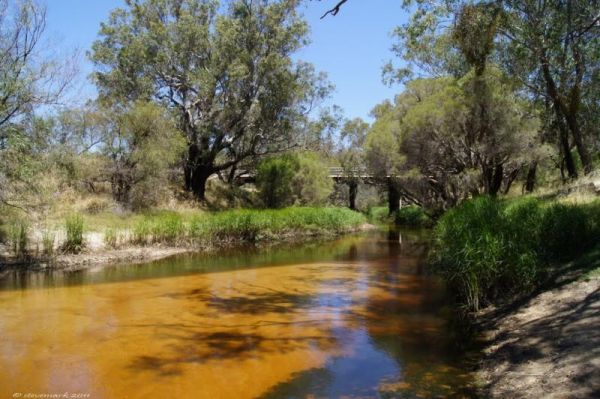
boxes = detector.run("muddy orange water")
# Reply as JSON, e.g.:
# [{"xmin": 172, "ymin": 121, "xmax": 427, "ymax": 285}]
[{"xmin": 0, "ymin": 230, "xmax": 479, "ymax": 398}]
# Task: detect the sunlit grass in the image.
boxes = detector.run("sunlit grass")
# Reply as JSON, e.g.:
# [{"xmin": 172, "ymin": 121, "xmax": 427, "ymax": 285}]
[{"xmin": 431, "ymin": 196, "xmax": 600, "ymax": 311}]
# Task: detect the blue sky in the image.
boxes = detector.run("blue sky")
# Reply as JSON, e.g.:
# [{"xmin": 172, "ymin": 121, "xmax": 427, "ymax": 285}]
[{"xmin": 46, "ymin": 0, "xmax": 407, "ymax": 121}]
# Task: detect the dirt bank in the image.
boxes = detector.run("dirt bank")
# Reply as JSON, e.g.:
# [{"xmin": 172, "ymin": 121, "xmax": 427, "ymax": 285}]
[
  {"xmin": 477, "ymin": 273, "xmax": 600, "ymax": 398},
  {"xmin": 1, "ymin": 223, "xmax": 376, "ymax": 272}
]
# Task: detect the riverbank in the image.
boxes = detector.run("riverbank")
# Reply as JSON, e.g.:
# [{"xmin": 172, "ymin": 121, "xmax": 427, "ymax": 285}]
[
  {"xmin": 0, "ymin": 207, "xmax": 371, "ymax": 271},
  {"xmin": 476, "ymin": 246, "xmax": 600, "ymax": 398}
]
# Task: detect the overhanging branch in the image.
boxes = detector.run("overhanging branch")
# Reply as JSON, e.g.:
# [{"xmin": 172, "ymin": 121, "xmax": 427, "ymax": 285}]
[{"xmin": 320, "ymin": 0, "xmax": 348, "ymax": 19}]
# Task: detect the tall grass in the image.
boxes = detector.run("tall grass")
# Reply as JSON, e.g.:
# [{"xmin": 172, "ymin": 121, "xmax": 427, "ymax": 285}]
[
  {"xmin": 431, "ymin": 196, "xmax": 600, "ymax": 311},
  {"xmin": 8, "ymin": 221, "xmax": 29, "ymax": 257},
  {"xmin": 41, "ymin": 230, "xmax": 56, "ymax": 257},
  {"xmin": 129, "ymin": 207, "xmax": 365, "ymax": 247},
  {"xmin": 63, "ymin": 215, "xmax": 85, "ymax": 253},
  {"xmin": 104, "ymin": 228, "xmax": 118, "ymax": 248}
]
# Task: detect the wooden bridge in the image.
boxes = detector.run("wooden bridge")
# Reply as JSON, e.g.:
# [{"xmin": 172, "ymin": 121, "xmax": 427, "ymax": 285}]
[{"xmin": 229, "ymin": 167, "xmax": 402, "ymax": 213}]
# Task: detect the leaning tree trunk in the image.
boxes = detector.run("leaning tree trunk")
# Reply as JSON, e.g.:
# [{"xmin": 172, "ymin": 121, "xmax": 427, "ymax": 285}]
[{"xmin": 556, "ymin": 114, "xmax": 578, "ymax": 180}]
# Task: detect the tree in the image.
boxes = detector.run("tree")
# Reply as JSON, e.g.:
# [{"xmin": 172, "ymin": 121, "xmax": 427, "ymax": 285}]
[
  {"xmin": 366, "ymin": 73, "xmax": 541, "ymax": 213},
  {"xmin": 382, "ymin": 0, "xmax": 600, "ymax": 178},
  {"xmin": 91, "ymin": 0, "xmax": 330, "ymax": 201},
  {"xmin": 99, "ymin": 102, "xmax": 185, "ymax": 207},
  {"xmin": 0, "ymin": 0, "xmax": 74, "ymax": 208},
  {"xmin": 257, "ymin": 151, "xmax": 332, "ymax": 208}
]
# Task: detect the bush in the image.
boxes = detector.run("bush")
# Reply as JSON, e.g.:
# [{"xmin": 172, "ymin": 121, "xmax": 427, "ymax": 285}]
[
  {"xmin": 367, "ymin": 206, "xmax": 390, "ymax": 224},
  {"xmin": 394, "ymin": 205, "xmax": 431, "ymax": 227},
  {"xmin": 431, "ymin": 196, "xmax": 600, "ymax": 312},
  {"xmin": 256, "ymin": 156, "xmax": 296, "ymax": 208},
  {"xmin": 257, "ymin": 152, "xmax": 333, "ymax": 208},
  {"xmin": 63, "ymin": 215, "xmax": 85, "ymax": 253}
]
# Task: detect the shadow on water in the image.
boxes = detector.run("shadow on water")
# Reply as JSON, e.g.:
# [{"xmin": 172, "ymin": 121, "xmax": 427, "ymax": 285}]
[
  {"xmin": 0, "ymin": 226, "xmax": 481, "ymax": 397},
  {"xmin": 126, "ymin": 228, "xmax": 477, "ymax": 398}
]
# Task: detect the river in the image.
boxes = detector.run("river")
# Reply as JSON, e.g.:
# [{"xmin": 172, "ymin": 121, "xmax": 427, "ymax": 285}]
[{"xmin": 0, "ymin": 229, "xmax": 479, "ymax": 398}]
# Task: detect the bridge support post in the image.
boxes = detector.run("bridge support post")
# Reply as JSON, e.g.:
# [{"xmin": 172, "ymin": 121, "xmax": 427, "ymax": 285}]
[
  {"xmin": 388, "ymin": 178, "xmax": 400, "ymax": 215},
  {"xmin": 348, "ymin": 180, "xmax": 358, "ymax": 210}
]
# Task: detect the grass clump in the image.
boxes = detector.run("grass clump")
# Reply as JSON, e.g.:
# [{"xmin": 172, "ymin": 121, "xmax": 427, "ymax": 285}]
[
  {"xmin": 103, "ymin": 228, "xmax": 118, "ymax": 248},
  {"xmin": 431, "ymin": 196, "xmax": 600, "ymax": 312},
  {"xmin": 8, "ymin": 221, "xmax": 29, "ymax": 257},
  {"xmin": 393, "ymin": 205, "xmax": 432, "ymax": 227},
  {"xmin": 63, "ymin": 214, "xmax": 85, "ymax": 253},
  {"xmin": 41, "ymin": 230, "xmax": 56, "ymax": 257}
]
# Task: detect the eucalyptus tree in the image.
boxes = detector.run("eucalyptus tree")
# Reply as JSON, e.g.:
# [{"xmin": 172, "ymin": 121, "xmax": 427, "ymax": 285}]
[
  {"xmin": 98, "ymin": 102, "xmax": 185, "ymax": 207},
  {"xmin": 382, "ymin": 0, "xmax": 600, "ymax": 178},
  {"xmin": 91, "ymin": 0, "xmax": 330, "ymax": 201},
  {"xmin": 365, "ymin": 73, "xmax": 541, "ymax": 213}
]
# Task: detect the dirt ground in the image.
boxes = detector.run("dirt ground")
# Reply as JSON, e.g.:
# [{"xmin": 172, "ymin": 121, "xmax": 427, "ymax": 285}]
[{"xmin": 478, "ymin": 275, "xmax": 600, "ymax": 398}]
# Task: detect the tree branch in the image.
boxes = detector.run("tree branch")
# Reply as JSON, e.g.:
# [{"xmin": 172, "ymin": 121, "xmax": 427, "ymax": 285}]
[{"xmin": 320, "ymin": 0, "xmax": 348, "ymax": 19}]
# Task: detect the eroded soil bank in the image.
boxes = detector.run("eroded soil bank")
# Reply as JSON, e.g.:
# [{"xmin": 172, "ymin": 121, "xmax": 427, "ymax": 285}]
[
  {"xmin": 0, "ymin": 224, "xmax": 375, "ymax": 272},
  {"xmin": 477, "ymin": 271, "xmax": 600, "ymax": 398}
]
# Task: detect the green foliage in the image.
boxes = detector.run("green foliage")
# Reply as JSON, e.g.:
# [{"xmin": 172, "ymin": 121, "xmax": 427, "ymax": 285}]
[
  {"xmin": 432, "ymin": 197, "xmax": 600, "ymax": 311},
  {"xmin": 99, "ymin": 101, "xmax": 185, "ymax": 207},
  {"xmin": 293, "ymin": 153, "xmax": 334, "ymax": 206},
  {"xmin": 90, "ymin": 0, "xmax": 330, "ymax": 200},
  {"xmin": 257, "ymin": 152, "xmax": 333, "ymax": 208},
  {"xmin": 132, "ymin": 219, "xmax": 152, "ymax": 246},
  {"xmin": 367, "ymin": 206, "xmax": 390, "ymax": 224},
  {"xmin": 129, "ymin": 207, "xmax": 365, "ymax": 247},
  {"xmin": 103, "ymin": 228, "xmax": 118, "ymax": 249},
  {"xmin": 393, "ymin": 206, "xmax": 431, "ymax": 227},
  {"xmin": 257, "ymin": 156, "xmax": 296, "ymax": 208},
  {"xmin": 366, "ymin": 73, "xmax": 541, "ymax": 213},
  {"xmin": 8, "ymin": 221, "xmax": 29, "ymax": 257},
  {"xmin": 63, "ymin": 215, "xmax": 85, "ymax": 254},
  {"xmin": 41, "ymin": 230, "xmax": 56, "ymax": 257}
]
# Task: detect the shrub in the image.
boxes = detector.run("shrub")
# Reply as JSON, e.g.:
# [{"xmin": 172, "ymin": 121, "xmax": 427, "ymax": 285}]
[
  {"xmin": 63, "ymin": 215, "xmax": 85, "ymax": 253},
  {"xmin": 256, "ymin": 156, "xmax": 297, "ymax": 208},
  {"xmin": 85, "ymin": 198, "xmax": 111, "ymax": 214},
  {"xmin": 256, "ymin": 152, "xmax": 333, "ymax": 208},
  {"xmin": 367, "ymin": 206, "xmax": 390, "ymax": 224},
  {"xmin": 393, "ymin": 205, "xmax": 431, "ymax": 227}
]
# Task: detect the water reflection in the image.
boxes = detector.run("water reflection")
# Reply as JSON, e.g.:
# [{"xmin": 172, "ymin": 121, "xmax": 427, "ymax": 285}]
[{"xmin": 0, "ymin": 228, "xmax": 478, "ymax": 398}]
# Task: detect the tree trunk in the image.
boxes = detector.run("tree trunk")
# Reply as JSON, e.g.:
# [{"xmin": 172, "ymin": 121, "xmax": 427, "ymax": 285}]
[
  {"xmin": 348, "ymin": 180, "xmax": 358, "ymax": 210},
  {"xmin": 111, "ymin": 173, "xmax": 131, "ymax": 205},
  {"xmin": 557, "ymin": 115, "xmax": 578, "ymax": 180},
  {"xmin": 502, "ymin": 167, "xmax": 520, "ymax": 195},
  {"xmin": 524, "ymin": 161, "xmax": 538, "ymax": 193},
  {"xmin": 189, "ymin": 166, "xmax": 212, "ymax": 202},
  {"xmin": 564, "ymin": 112, "xmax": 592, "ymax": 174}
]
